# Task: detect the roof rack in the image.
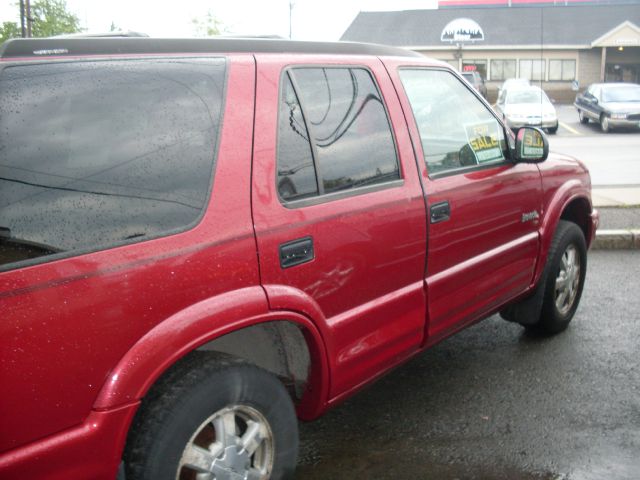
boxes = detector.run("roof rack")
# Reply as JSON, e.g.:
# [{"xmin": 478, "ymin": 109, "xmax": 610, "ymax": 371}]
[
  {"xmin": 53, "ymin": 31, "xmax": 149, "ymax": 38},
  {"xmin": 0, "ymin": 37, "xmax": 422, "ymax": 60}
]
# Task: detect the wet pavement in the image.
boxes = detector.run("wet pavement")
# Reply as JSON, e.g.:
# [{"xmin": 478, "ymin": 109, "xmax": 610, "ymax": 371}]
[{"xmin": 297, "ymin": 250, "xmax": 640, "ymax": 479}]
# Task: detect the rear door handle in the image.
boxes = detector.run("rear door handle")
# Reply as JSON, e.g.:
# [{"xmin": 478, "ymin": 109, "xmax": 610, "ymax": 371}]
[
  {"xmin": 279, "ymin": 237, "xmax": 314, "ymax": 269},
  {"xmin": 430, "ymin": 201, "xmax": 450, "ymax": 224}
]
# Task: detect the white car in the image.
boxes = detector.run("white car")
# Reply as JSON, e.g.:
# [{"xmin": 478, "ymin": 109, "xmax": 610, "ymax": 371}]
[
  {"xmin": 495, "ymin": 85, "xmax": 558, "ymax": 134},
  {"xmin": 497, "ymin": 78, "xmax": 530, "ymax": 98}
]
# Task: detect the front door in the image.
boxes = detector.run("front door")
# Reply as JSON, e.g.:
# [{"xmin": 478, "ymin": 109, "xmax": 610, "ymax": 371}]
[
  {"xmin": 391, "ymin": 66, "xmax": 543, "ymax": 341},
  {"xmin": 251, "ymin": 55, "xmax": 427, "ymax": 398}
]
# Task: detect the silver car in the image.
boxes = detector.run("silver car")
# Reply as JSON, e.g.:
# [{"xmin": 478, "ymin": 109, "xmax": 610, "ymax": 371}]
[{"xmin": 495, "ymin": 85, "xmax": 558, "ymax": 134}]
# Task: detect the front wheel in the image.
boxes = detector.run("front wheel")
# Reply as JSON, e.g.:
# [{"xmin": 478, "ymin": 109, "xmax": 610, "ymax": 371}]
[
  {"xmin": 547, "ymin": 124, "xmax": 558, "ymax": 134},
  {"xmin": 600, "ymin": 114, "xmax": 611, "ymax": 133},
  {"xmin": 535, "ymin": 220, "xmax": 587, "ymax": 334},
  {"xmin": 578, "ymin": 109, "xmax": 589, "ymax": 124},
  {"xmin": 125, "ymin": 352, "xmax": 299, "ymax": 480}
]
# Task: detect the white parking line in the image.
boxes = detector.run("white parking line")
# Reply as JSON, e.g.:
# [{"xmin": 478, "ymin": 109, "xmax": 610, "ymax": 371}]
[{"xmin": 559, "ymin": 122, "xmax": 581, "ymax": 135}]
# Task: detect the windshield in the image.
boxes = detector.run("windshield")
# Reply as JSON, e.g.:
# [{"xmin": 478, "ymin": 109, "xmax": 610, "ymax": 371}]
[
  {"xmin": 602, "ymin": 86, "xmax": 640, "ymax": 102},
  {"xmin": 506, "ymin": 89, "xmax": 551, "ymax": 105}
]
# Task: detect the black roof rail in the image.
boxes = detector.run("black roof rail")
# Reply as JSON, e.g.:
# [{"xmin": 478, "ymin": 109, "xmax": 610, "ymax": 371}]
[
  {"xmin": 53, "ymin": 31, "xmax": 149, "ymax": 38},
  {"xmin": 0, "ymin": 37, "xmax": 422, "ymax": 60}
]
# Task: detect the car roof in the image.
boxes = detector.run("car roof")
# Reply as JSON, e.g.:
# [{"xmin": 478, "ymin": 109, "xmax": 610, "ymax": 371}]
[
  {"xmin": 592, "ymin": 82, "xmax": 640, "ymax": 89},
  {"xmin": 505, "ymin": 85, "xmax": 541, "ymax": 94},
  {"xmin": 0, "ymin": 37, "xmax": 423, "ymax": 60}
]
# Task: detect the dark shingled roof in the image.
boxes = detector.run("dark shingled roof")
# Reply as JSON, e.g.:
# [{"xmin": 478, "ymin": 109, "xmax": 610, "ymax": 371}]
[{"xmin": 340, "ymin": 5, "xmax": 640, "ymax": 47}]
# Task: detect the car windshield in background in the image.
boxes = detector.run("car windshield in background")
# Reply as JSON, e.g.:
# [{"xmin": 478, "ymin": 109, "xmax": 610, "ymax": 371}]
[
  {"xmin": 602, "ymin": 86, "xmax": 640, "ymax": 102},
  {"xmin": 507, "ymin": 89, "xmax": 549, "ymax": 105}
]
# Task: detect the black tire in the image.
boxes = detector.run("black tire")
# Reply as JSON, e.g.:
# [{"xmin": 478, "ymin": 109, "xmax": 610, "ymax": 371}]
[
  {"xmin": 125, "ymin": 352, "xmax": 299, "ymax": 480},
  {"xmin": 578, "ymin": 109, "xmax": 589, "ymax": 124},
  {"xmin": 547, "ymin": 124, "xmax": 558, "ymax": 134},
  {"xmin": 600, "ymin": 114, "xmax": 611, "ymax": 133},
  {"xmin": 533, "ymin": 220, "xmax": 587, "ymax": 335}
]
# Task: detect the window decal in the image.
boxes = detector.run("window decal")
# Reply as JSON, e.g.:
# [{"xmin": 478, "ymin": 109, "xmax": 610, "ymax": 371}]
[{"xmin": 464, "ymin": 121, "xmax": 505, "ymax": 164}]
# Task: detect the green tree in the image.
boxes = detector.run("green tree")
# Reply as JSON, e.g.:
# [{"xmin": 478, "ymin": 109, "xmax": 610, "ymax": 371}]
[
  {"xmin": 30, "ymin": 0, "xmax": 82, "ymax": 37},
  {"xmin": 0, "ymin": 0, "xmax": 82, "ymax": 44},
  {"xmin": 1, "ymin": 21, "xmax": 21, "ymax": 44},
  {"xmin": 192, "ymin": 11, "xmax": 226, "ymax": 37}
]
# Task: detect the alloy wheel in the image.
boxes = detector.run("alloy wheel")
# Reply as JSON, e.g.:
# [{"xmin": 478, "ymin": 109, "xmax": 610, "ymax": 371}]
[{"xmin": 554, "ymin": 244, "xmax": 581, "ymax": 316}]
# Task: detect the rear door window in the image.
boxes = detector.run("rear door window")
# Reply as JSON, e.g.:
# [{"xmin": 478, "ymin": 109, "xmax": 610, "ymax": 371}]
[
  {"xmin": 0, "ymin": 58, "xmax": 226, "ymax": 269},
  {"xmin": 277, "ymin": 67, "xmax": 400, "ymax": 202}
]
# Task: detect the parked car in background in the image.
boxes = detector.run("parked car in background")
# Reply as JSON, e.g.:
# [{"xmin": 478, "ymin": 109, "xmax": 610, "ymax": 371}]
[
  {"xmin": 0, "ymin": 36, "xmax": 598, "ymax": 480},
  {"xmin": 574, "ymin": 82, "xmax": 640, "ymax": 133},
  {"xmin": 495, "ymin": 85, "xmax": 558, "ymax": 133},
  {"xmin": 461, "ymin": 70, "xmax": 487, "ymax": 98},
  {"xmin": 497, "ymin": 77, "xmax": 530, "ymax": 98}
]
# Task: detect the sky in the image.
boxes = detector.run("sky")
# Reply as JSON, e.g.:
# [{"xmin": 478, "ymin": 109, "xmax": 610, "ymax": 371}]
[{"xmin": 1, "ymin": 0, "xmax": 437, "ymax": 41}]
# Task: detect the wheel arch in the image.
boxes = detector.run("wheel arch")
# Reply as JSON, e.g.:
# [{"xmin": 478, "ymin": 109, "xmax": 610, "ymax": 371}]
[
  {"xmin": 536, "ymin": 185, "xmax": 593, "ymax": 285},
  {"xmin": 93, "ymin": 286, "xmax": 330, "ymax": 421}
]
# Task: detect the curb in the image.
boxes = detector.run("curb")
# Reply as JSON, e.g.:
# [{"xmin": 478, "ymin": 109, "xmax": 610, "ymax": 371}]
[{"xmin": 593, "ymin": 229, "xmax": 640, "ymax": 250}]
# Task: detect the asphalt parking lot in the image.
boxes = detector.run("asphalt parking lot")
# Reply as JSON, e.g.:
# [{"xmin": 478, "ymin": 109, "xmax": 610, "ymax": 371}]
[{"xmin": 296, "ymin": 250, "xmax": 640, "ymax": 480}]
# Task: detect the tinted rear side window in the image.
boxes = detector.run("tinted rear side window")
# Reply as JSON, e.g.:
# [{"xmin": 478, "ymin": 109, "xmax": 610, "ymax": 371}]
[
  {"xmin": 294, "ymin": 68, "xmax": 399, "ymax": 194},
  {"xmin": 0, "ymin": 58, "xmax": 226, "ymax": 269},
  {"xmin": 277, "ymin": 67, "xmax": 399, "ymax": 202}
]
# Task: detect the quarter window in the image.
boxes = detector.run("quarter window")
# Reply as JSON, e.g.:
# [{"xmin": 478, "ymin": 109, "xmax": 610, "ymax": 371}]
[
  {"xmin": 277, "ymin": 67, "xmax": 400, "ymax": 202},
  {"xmin": 0, "ymin": 58, "xmax": 226, "ymax": 268},
  {"xmin": 399, "ymin": 69, "xmax": 508, "ymax": 176}
]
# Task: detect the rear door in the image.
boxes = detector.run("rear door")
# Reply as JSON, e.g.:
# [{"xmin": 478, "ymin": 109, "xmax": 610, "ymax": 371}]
[
  {"xmin": 388, "ymin": 64, "xmax": 543, "ymax": 342},
  {"xmin": 252, "ymin": 55, "xmax": 427, "ymax": 399}
]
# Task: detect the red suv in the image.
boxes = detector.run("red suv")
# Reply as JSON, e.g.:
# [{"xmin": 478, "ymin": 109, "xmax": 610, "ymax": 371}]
[{"xmin": 0, "ymin": 38, "xmax": 598, "ymax": 480}]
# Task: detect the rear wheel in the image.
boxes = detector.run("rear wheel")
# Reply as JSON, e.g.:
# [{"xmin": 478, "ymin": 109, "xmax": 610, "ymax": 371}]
[
  {"xmin": 125, "ymin": 352, "xmax": 299, "ymax": 480},
  {"xmin": 547, "ymin": 124, "xmax": 558, "ymax": 134}
]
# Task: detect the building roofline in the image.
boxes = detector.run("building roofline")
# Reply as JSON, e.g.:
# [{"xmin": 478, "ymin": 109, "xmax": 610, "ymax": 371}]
[
  {"xmin": 0, "ymin": 37, "xmax": 423, "ymax": 60},
  {"xmin": 406, "ymin": 44, "xmax": 592, "ymax": 50},
  {"xmin": 590, "ymin": 20, "xmax": 640, "ymax": 46}
]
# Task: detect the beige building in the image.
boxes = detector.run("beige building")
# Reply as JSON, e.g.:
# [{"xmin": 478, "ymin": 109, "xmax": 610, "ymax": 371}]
[{"xmin": 341, "ymin": 4, "xmax": 640, "ymax": 103}]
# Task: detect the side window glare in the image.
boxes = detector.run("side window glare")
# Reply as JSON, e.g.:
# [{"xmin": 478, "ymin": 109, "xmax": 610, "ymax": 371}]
[
  {"xmin": 399, "ymin": 69, "xmax": 508, "ymax": 176},
  {"xmin": 277, "ymin": 75, "xmax": 319, "ymax": 201},
  {"xmin": 276, "ymin": 66, "xmax": 400, "ymax": 204}
]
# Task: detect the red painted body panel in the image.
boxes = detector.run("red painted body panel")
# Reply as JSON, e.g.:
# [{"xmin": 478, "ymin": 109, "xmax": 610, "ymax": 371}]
[
  {"xmin": 252, "ymin": 55, "xmax": 428, "ymax": 400},
  {"xmin": 0, "ymin": 55, "xmax": 258, "ymax": 453},
  {"xmin": 0, "ymin": 404, "xmax": 137, "ymax": 480},
  {"xmin": 0, "ymin": 50, "xmax": 597, "ymax": 479},
  {"xmin": 533, "ymin": 152, "xmax": 595, "ymax": 284}
]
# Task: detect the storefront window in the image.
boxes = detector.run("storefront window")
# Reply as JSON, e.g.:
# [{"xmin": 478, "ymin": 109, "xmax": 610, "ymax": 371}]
[
  {"xmin": 549, "ymin": 60, "xmax": 576, "ymax": 81},
  {"xmin": 519, "ymin": 59, "xmax": 545, "ymax": 81},
  {"xmin": 490, "ymin": 60, "xmax": 516, "ymax": 81},
  {"xmin": 462, "ymin": 60, "xmax": 487, "ymax": 80}
]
